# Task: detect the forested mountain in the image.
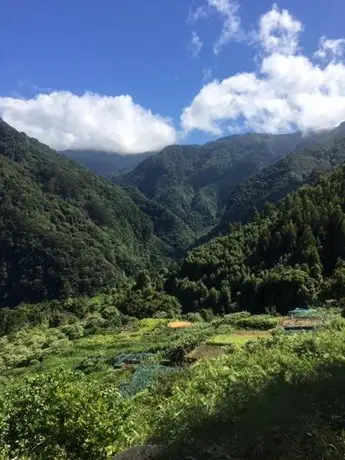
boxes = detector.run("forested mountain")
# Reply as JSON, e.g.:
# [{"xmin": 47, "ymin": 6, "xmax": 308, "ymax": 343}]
[
  {"xmin": 120, "ymin": 133, "xmax": 304, "ymax": 237},
  {"xmin": 219, "ymin": 123, "xmax": 345, "ymax": 231},
  {"xmin": 0, "ymin": 119, "xmax": 163, "ymax": 307},
  {"xmin": 166, "ymin": 161, "xmax": 345, "ymax": 315},
  {"xmin": 120, "ymin": 128, "xmax": 345, "ymax": 244},
  {"xmin": 61, "ymin": 149, "xmax": 154, "ymax": 177},
  {"xmin": 123, "ymin": 185, "xmax": 196, "ymax": 257}
]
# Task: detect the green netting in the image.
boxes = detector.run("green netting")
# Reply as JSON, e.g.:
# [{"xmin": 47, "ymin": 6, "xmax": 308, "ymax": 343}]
[
  {"xmin": 112, "ymin": 352, "xmax": 155, "ymax": 367},
  {"xmin": 288, "ymin": 308, "xmax": 321, "ymax": 318}
]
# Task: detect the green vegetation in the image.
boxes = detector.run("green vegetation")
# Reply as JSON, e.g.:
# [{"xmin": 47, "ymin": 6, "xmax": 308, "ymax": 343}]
[
  {"xmin": 0, "ymin": 119, "xmax": 170, "ymax": 307},
  {"xmin": 219, "ymin": 124, "xmax": 345, "ymax": 231},
  {"xmin": 168, "ymin": 163, "xmax": 345, "ymax": 315},
  {"xmin": 120, "ymin": 124, "xmax": 345, "ymax": 252},
  {"xmin": 119, "ymin": 132, "xmax": 306, "ymax": 249},
  {"xmin": 4, "ymin": 118, "xmax": 345, "ymax": 459},
  {"xmin": 206, "ymin": 331, "xmax": 269, "ymax": 345},
  {"xmin": 1, "ymin": 310, "xmax": 345, "ymax": 459}
]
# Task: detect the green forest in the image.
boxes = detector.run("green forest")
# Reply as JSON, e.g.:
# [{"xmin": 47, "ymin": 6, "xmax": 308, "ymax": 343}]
[{"xmin": 3, "ymin": 119, "xmax": 345, "ymax": 459}]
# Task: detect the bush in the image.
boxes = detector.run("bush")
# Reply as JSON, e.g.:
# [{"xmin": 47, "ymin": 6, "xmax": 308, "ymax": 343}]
[
  {"xmin": 221, "ymin": 313, "xmax": 279, "ymax": 330},
  {"xmin": 152, "ymin": 311, "xmax": 169, "ymax": 319},
  {"xmin": 0, "ymin": 369, "xmax": 138, "ymax": 459},
  {"xmin": 84, "ymin": 313, "xmax": 106, "ymax": 334},
  {"xmin": 215, "ymin": 324, "xmax": 234, "ymax": 334},
  {"xmin": 183, "ymin": 312, "xmax": 204, "ymax": 323},
  {"xmin": 223, "ymin": 311, "xmax": 251, "ymax": 322},
  {"xmin": 101, "ymin": 306, "xmax": 122, "ymax": 328},
  {"xmin": 235, "ymin": 315, "xmax": 279, "ymax": 330},
  {"xmin": 60, "ymin": 322, "xmax": 84, "ymax": 339},
  {"xmin": 270, "ymin": 326, "xmax": 285, "ymax": 337},
  {"xmin": 199, "ymin": 309, "xmax": 214, "ymax": 322},
  {"xmin": 75, "ymin": 356, "xmax": 108, "ymax": 374}
]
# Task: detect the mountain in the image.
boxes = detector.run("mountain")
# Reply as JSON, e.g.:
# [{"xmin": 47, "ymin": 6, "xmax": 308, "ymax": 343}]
[
  {"xmin": 0, "ymin": 119, "xmax": 165, "ymax": 307},
  {"xmin": 166, "ymin": 151, "xmax": 345, "ymax": 315},
  {"xmin": 123, "ymin": 185, "xmax": 196, "ymax": 257},
  {"xmin": 60, "ymin": 149, "xmax": 154, "ymax": 177},
  {"xmin": 119, "ymin": 131, "xmax": 335, "ymax": 242},
  {"xmin": 219, "ymin": 122, "xmax": 345, "ymax": 232}
]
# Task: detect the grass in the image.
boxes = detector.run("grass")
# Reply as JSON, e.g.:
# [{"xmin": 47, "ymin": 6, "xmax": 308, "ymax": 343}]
[{"xmin": 207, "ymin": 330, "xmax": 270, "ymax": 346}]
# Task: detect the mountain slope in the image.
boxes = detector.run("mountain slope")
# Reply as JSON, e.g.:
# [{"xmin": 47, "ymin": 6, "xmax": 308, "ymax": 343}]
[
  {"xmin": 120, "ymin": 131, "xmax": 331, "ymax": 241},
  {"xmin": 219, "ymin": 123, "xmax": 345, "ymax": 232},
  {"xmin": 61, "ymin": 149, "xmax": 154, "ymax": 177},
  {"xmin": 166, "ymin": 156, "xmax": 345, "ymax": 314},
  {"xmin": 0, "ymin": 120, "xmax": 161, "ymax": 307}
]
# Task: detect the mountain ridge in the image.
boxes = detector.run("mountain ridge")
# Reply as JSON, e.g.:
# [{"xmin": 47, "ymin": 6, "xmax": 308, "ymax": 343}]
[
  {"xmin": 60, "ymin": 149, "xmax": 155, "ymax": 177},
  {"xmin": 218, "ymin": 122, "xmax": 345, "ymax": 232}
]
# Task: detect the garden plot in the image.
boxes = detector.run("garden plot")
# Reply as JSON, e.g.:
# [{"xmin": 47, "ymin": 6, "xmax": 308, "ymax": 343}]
[{"xmin": 207, "ymin": 330, "xmax": 270, "ymax": 346}]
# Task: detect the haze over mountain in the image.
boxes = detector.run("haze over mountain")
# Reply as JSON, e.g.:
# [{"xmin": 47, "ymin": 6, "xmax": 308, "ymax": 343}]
[{"xmin": 61, "ymin": 149, "xmax": 155, "ymax": 177}]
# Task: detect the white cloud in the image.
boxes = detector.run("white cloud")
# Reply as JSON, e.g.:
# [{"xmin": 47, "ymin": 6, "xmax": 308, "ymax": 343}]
[
  {"xmin": 315, "ymin": 36, "xmax": 345, "ymax": 62},
  {"xmin": 208, "ymin": 0, "xmax": 243, "ymax": 54},
  {"xmin": 0, "ymin": 91, "xmax": 178, "ymax": 154},
  {"xmin": 188, "ymin": 0, "xmax": 243, "ymax": 54},
  {"xmin": 190, "ymin": 31, "xmax": 203, "ymax": 57},
  {"xmin": 181, "ymin": 5, "xmax": 345, "ymax": 135},
  {"xmin": 258, "ymin": 3, "xmax": 303, "ymax": 55}
]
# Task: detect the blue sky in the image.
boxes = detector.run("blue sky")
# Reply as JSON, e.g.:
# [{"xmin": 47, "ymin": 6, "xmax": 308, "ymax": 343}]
[{"xmin": 1, "ymin": 0, "xmax": 345, "ymax": 153}]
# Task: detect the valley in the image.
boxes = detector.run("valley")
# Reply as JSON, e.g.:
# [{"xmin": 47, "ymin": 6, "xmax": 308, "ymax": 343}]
[{"xmin": 2, "ymin": 119, "xmax": 345, "ymax": 459}]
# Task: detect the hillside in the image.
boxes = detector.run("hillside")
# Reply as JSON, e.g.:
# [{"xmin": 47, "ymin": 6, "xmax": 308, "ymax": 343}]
[
  {"xmin": 120, "ymin": 133, "xmax": 304, "ymax": 237},
  {"xmin": 0, "ymin": 119, "xmax": 162, "ymax": 307},
  {"xmin": 219, "ymin": 123, "xmax": 345, "ymax": 232},
  {"xmin": 120, "ymin": 128, "xmax": 345, "ymax": 245},
  {"xmin": 61, "ymin": 149, "xmax": 154, "ymax": 177},
  {"xmin": 167, "ymin": 161, "xmax": 345, "ymax": 314},
  {"xmin": 123, "ymin": 185, "xmax": 196, "ymax": 257}
]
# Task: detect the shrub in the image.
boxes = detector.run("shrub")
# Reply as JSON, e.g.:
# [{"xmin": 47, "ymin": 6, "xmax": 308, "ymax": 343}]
[
  {"xmin": 60, "ymin": 322, "xmax": 84, "ymax": 340},
  {"xmin": 75, "ymin": 356, "xmax": 108, "ymax": 374},
  {"xmin": 152, "ymin": 311, "xmax": 169, "ymax": 319},
  {"xmin": 183, "ymin": 312, "xmax": 204, "ymax": 323},
  {"xmin": 199, "ymin": 309, "xmax": 214, "ymax": 322},
  {"xmin": 84, "ymin": 313, "xmax": 106, "ymax": 334},
  {"xmin": 236, "ymin": 315, "xmax": 279, "ymax": 330},
  {"xmin": 0, "ymin": 369, "xmax": 139, "ymax": 459},
  {"xmin": 224, "ymin": 311, "xmax": 251, "ymax": 322},
  {"xmin": 101, "ymin": 306, "xmax": 122, "ymax": 328}
]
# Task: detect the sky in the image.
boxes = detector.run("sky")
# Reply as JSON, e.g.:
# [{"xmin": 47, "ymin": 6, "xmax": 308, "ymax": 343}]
[{"xmin": 1, "ymin": 0, "xmax": 345, "ymax": 154}]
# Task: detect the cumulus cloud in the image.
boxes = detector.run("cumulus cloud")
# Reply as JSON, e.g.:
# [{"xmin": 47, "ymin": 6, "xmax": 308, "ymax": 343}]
[
  {"xmin": 258, "ymin": 3, "xmax": 303, "ymax": 55},
  {"xmin": 190, "ymin": 31, "xmax": 203, "ymax": 57},
  {"xmin": 0, "ymin": 91, "xmax": 178, "ymax": 153},
  {"xmin": 181, "ymin": 4, "xmax": 345, "ymax": 135}
]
